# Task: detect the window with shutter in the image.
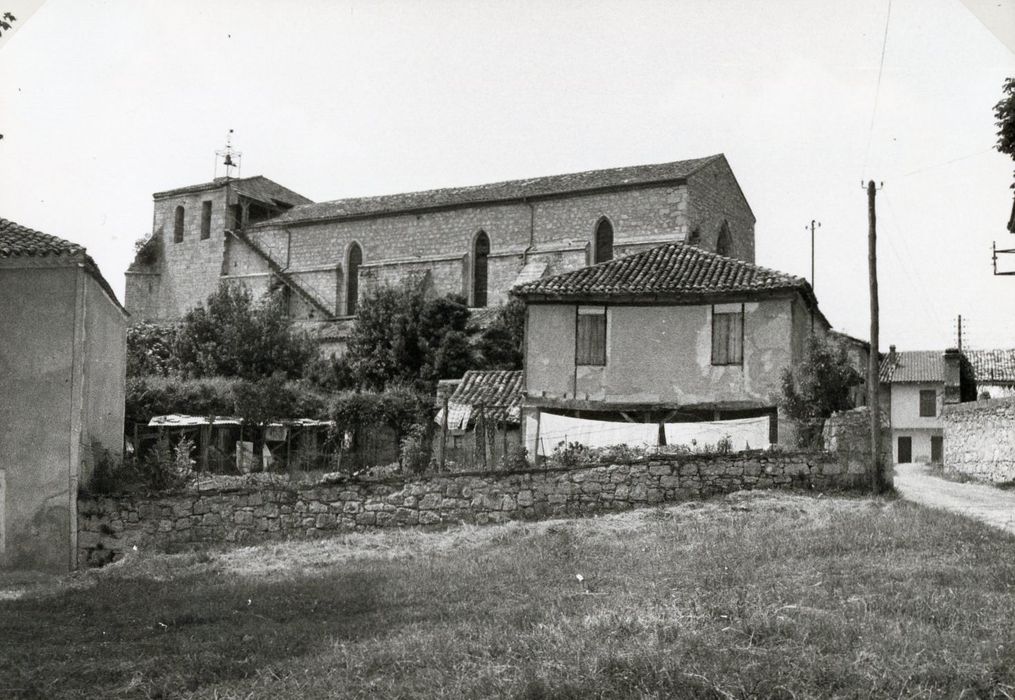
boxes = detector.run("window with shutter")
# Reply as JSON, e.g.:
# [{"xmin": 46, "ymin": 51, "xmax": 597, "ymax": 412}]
[
  {"xmin": 919, "ymin": 389, "xmax": 936, "ymax": 417},
  {"xmin": 711, "ymin": 304, "xmax": 744, "ymax": 365},
  {"xmin": 576, "ymin": 306, "xmax": 607, "ymax": 366}
]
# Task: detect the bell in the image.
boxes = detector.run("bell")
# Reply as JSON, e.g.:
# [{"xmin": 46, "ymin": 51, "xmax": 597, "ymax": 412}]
[{"xmin": 223, "ymin": 154, "xmax": 235, "ymax": 167}]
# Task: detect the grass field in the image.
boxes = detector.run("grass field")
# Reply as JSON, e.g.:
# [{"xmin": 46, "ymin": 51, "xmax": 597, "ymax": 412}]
[{"xmin": 2, "ymin": 491, "xmax": 1015, "ymax": 699}]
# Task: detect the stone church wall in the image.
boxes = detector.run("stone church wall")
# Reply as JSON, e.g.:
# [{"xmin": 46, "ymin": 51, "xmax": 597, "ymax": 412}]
[{"xmin": 687, "ymin": 156, "xmax": 756, "ymax": 263}]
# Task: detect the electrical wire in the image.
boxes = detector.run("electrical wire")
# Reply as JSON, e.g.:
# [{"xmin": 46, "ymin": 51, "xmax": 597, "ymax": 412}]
[{"xmin": 862, "ymin": 0, "xmax": 893, "ymax": 179}]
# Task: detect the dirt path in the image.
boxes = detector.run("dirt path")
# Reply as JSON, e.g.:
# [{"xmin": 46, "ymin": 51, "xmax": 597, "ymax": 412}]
[{"xmin": 894, "ymin": 463, "xmax": 1015, "ymax": 535}]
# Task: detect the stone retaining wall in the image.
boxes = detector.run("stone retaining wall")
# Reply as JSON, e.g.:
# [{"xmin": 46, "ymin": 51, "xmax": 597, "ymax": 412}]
[
  {"xmin": 78, "ymin": 449, "xmax": 866, "ymax": 567},
  {"xmin": 943, "ymin": 397, "xmax": 1015, "ymax": 483}
]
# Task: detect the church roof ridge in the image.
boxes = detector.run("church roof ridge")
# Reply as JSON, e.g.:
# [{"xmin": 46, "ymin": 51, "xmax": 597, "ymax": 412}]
[{"xmin": 258, "ymin": 154, "xmax": 724, "ymax": 227}]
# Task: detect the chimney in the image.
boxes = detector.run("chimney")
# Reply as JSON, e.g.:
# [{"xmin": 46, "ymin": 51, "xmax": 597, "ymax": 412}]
[
  {"xmin": 943, "ymin": 347, "xmax": 961, "ymax": 404},
  {"xmin": 888, "ymin": 344, "xmax": 897, "ymax": 364}
]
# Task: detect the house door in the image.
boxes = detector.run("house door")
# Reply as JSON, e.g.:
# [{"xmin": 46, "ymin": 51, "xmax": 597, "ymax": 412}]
[
  {"xmin": 931, "ymin": 436, "xmax": 943, "ymax": 464},
  {"xmin": 897, "ymin": 436, "xmax": 912, "ymax": 464}
]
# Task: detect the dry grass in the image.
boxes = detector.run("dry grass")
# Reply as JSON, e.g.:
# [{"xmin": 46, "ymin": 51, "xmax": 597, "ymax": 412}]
[{"xmin": 2, "ymin": 491, "xmax": 1014, "ymax": 699}]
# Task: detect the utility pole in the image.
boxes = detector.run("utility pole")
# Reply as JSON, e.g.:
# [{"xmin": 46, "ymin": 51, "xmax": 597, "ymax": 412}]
[
  {"xmin": 866, "ymin": 181, "xmax": 883, "ymax": 493},
  {"xmin": 808, "ymin": 220, "xmax": 821, "ymax": 291},
  {"xmin": 957, "ymin": 314, "xmax": 963, "ymax": 352}
]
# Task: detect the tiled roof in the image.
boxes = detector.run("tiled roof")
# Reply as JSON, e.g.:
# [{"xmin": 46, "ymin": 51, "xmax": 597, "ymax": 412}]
[
  {"xmin": 513, "ymin": 242, "xmax": 812, "ymax": 302},
  {"xmin": 0, "ymin": 217, "xmax": 126, "ymax": 314},
  {"xmin": 879, "ymin": 351, "xmax": 945, "ymax": 383},
  {"xmin": 0, "ymin": 217, "xmax": 85, "ymax": 258},
  {"xmin": 441, "ymin": 370, "xmax": 523, "ymax": 428},
  {"xmin": 264, "ymin": 155, "xmax": 722, "ymax": 226},
  {"xmin": 153, "ymin": 175, "xmax": 312, "ymax": 207},
  {"xmin": 965, "ymin": 349, "xmax": 1015, "ymax": 385}
]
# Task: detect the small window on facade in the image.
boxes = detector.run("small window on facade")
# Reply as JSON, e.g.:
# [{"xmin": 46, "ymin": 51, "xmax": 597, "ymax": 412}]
[
  {"xmin": 688, "ymin": 228, "xmax": 701, "ymax": 246},
  {"xmin": 715, "ymin": 221, "xmax": 732, "ymax": 257},
  {"xmin": 473, "ymin": 231, "xmax": 490, "ymax": 308},
  {"xmin": 346, "ymin": 243, "xmax": 362, "ymax": 315},
  {"xmin": 919, "ymin": 389, "xmax": 937, "ymax": 417},
  {"xmin": 200, "ymin": 201, "xmax": 212, "ymax": 240},
  {"xmin": 173, "ymin": 205, "xmax": 185, "ymax": 243},
  {"xmin": 711, "ymin": 304, "xmax": 744, "ymax": 365},
  {"xmin": 576, "ymin": 306, "xmax": 607, "ymax": 366},
  {"xmin": 594, "ymin": 218, "xmax": 614, "ymax": 264}
]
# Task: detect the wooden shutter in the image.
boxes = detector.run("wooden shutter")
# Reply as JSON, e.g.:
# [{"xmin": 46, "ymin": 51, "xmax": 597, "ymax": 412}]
[
  {"xmin": 919, "ymin": 389, "xmax": 936, "ymax": 417},
  {"xmin": 712, "ymin": 305, "xmax": 744, "ymax": 365},
  {"xmin": 576, "ymin": 307, "xmax": 607, "ymax": 366}
]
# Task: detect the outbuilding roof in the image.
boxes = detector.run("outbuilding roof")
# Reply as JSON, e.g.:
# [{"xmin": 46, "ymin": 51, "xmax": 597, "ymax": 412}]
[
  {"xmin": 262, "ymin": 155, "xmax": 723, "ymax": 226},
  {"xmin": 513, "ymin": 241, "xmax": 816, "ymax": 306},
  {"xmin": 965, "ymin": 349, "xmax": 1015, "ymax": 386},
  {"xmin": 0, "ymin": 217, "xmax": 86, "ymax": 258},
  {"xmin": 0, "ymin": 217, "xmax": 126, "ymax": 314},
  {"xmin": 879, "ymin": 350, "xmax": 945, "ymax": 383},
  {"xmin": 437, "ymin": 370, "xmax": 523, "ymax": 429}
]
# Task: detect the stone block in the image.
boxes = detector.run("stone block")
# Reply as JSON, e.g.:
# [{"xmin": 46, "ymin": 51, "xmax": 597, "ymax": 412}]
[
  {"xmin": 419, "ymin": 493, "xmax": 442, "ymax": 510},
  {"xmin": 419, "ymin": 511, "xmax": 441, "ymax": 525},
  {"xmin": 356, "ymin": 512, "xmax": 376, "ymax": 525},
  {"xmin": 517, "ymin": 489, "xmax": 534, "ymax": 507}
]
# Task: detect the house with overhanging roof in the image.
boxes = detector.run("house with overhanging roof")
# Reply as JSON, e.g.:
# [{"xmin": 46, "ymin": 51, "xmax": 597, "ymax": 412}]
[
  {"xmin": 512, "ymin": 242, "xmax": 831, "ymax": 456},
  {"xmin": 878, "ymin": 346, "xmax": 963, "ymax": 464},
  {"xmin": 434, "ymin": 370, "xmax": 523, "ymax": 469},
  {"xmin": 0, "ymin": 217, "xmax": 128, "ymax": 572},
  {"xmin": 124, "ymin": 155, "xmax": 756, "ymax": 355}
]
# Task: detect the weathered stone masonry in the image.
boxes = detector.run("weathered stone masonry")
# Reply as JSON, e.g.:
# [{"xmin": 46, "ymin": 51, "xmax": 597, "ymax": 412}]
[
  {"xmin": 78, "ymin": 450, "xmax": 866, "ymax": 567},
  {"xmin": 943, "ymin": 396, "xmax": 1015, "ymax": 482}
]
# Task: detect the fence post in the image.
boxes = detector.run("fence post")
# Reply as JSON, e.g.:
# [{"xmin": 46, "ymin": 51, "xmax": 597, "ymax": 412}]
[
  {"xmin": 439, "ymin": 394, "xmax": 449, "ymax": 472},
  {"xmin": 477, "ymin": 403, "xmax": 487, "ymax": 470},
  {"xmin": 200, "ymin": 423, "xmax": 211, "ymax": 471}
]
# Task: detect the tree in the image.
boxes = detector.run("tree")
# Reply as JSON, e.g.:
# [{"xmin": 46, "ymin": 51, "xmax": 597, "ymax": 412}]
[
  {"xmin": 345, "ymin": 282, "xmax": 476, "ymax": 390},
  {"xmin": 994, "ymin": 77, "xmax": 1015, "ymax": 231},
  {"xmin": 174, "ymin": 284, "xmax": 317, "ymax": 380},
  {"xmin": 126, "ymin": 322, "xmax": 179, "ymax": 377},
  {"xmin": 780, "ymin": 335, "xmax": 863, "ymax": 448},
  {"xmin": 232, "ymin": 375, "xmax": 299, "ymax": 470},
  {"xmin": 476, "ymin": 296, "xmax": 526, "ymax": 370}
]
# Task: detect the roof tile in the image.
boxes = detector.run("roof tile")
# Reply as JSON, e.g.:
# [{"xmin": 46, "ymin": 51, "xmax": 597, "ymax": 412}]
[
  {"xmin": 0, "ymin": 217, "xmax": 85, "ymax": 258},
  {"xmin": 965, "ymin": 349, "xmax": 1015, "ymax": 385},
  {"xmin": 514, "ymin": 242, "xmax": 811, "ymax": 300},
  {"xmin": 879, "ymin": 351, "xmax": 945, "ymax": 383},
  {"xmin": 266, "ymin": 155, "xmax": 721, "ymax": 225}
]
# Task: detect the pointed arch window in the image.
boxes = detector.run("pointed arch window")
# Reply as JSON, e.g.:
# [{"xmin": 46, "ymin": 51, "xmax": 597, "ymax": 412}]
[
  {"xmin": 594, "ymin": 218, "xmax": 614, "ymax": 263},
  {"xmin": 173, "ymin": 205, "xmax": 185, "ymax": 243},
  {"xmin": 346, "ymin": 242, "xmax": 363, "ymax": 315},
  {"xmin": 715, "ymin": 222, "xmax": 732, "ymax": 257},
  {"xmin": 473, "ymin": 231, "xmax": 490, "ymax": 308}
]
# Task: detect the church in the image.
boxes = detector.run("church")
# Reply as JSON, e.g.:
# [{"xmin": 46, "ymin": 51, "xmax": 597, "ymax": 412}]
[{"xmin": 125, "ymin": 154, "xmax": 755, "ymax": 353}]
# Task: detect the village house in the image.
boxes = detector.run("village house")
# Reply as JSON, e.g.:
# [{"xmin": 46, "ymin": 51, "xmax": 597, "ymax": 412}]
[
  {"xmin": 964, "ymin": 348, "xmax": 1015, "ymax": 398},
  {"xmin": 878, "ymin": 346, "xmax": 962, "ymax": 464},
  {"xmin": 434, "ymin": 370, "xmax": 523, "ymax": 469},
  {"xmin": 124, "ymin": 154, "xmax": 755, "ymax": 353},
  {"xmin": 512, "ymin": 242, "xmax": 832, "ymax": 457},
  {"xmin": 0, "ymin": 217, "xmax": 128, "ymax": 572}
]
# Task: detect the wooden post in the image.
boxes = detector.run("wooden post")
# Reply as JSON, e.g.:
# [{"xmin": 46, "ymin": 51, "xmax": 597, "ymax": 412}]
[
  {"xmin": 533, "ymin": 408, "xmax": 542, "ymax": 466},
  {"xmin": 866, "ymin": 180, "xmax": 883, "ymax": 493},
  {"xmin": 200, "ymin": 423, "xmax": 211, "ymax": 471},
  {"xmin": 439, "ymin": 394, "xmax": 449, "ymax": 472},
  {"xmin": 501, "ymin": 418, "xmax": 508, "ymax": 468},
  {"xmin": 477, "ymin": 403, "xmax": 487, "ymax": 470}
]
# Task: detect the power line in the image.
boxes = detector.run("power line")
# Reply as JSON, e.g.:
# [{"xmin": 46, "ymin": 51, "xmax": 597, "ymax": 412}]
[{"xmin": 862, "ymin": 0, "xmax": 893, "ymax": 178}]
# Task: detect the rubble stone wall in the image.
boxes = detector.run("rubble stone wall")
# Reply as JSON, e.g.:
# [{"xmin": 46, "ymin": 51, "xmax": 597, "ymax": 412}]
[
  {"xmin": 943, "ymin": 397, "xmax": 1015, "ymax": 482},
  {"xmin": 78, "ymin": 449, "xmax": 866, "ymax": 567}
]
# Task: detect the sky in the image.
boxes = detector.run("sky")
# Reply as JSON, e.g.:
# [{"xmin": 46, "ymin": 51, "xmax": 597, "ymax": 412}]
[{"xmin": 1, "ymin": 0, "xmax": 1014, "ymax": 351}]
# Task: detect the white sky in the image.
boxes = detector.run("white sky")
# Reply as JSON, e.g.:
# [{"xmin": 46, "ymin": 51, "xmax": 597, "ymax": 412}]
[{"xmin": 1, "ymin": 0, "xmax": 1014, "ymax": 351}]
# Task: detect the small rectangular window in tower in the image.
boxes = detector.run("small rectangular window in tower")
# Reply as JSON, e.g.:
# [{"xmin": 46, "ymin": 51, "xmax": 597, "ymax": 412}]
[
  {"xmin": 711, "ymin": 304, "xmax": 744, "ymax": 365},
  {"xmin": 576, "ymin": 306, "xmax": 607, "ymax": 366},
  {"xmin": 200, "ymin": 201, "xmax": 212, "ymax": 240},
  {"xmin": 919, "ymin": 389, "xmax": 936, "ymax": 417}
]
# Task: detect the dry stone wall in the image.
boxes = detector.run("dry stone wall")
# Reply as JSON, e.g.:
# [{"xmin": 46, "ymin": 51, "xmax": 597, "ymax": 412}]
[
  {"xmin": 943, "ymin": 397, "xmax": 1015, "ymax": 482},
  {"xmin": 78, "ymin": 450, "xmax": 866, "ymax": 567}
]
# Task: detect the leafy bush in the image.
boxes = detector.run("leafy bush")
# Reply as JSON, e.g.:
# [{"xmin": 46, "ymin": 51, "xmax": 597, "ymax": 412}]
[
  {"xmin": 548, "ymin": 441, "xmax": 592, "ymax": 468},
  {"xmin": 174, "ymin": 284, "xmax": 317, "ymax": 380},
  {"xmin": 476, "ymin": 297, "xmax": 526, "ymax": 370},
  {"xmin": 501, "ymin": 445, "xmax": 531, "ymax": 471},
  {"xmin": 590, "ymin": 443, "xmax": 649, "ymax": 464},
  {"xmin": 127, "ymin": 323, "xmax": 179, "ymax": 377},
  {"xmin": 399, "ymin": 424, "xmax": 431, "ymax": 474},
  {"xmin": 781, "ymin": 335, "xmax": 862, "ymax": 448},
  {"xmin": 716, "ymin": 434, "xmax": 733, "ymax": 455}
]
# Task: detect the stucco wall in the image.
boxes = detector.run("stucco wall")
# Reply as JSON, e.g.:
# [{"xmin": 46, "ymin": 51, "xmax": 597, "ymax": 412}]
[
  {"xmin": 81, "ymin": 274, "xmax": 128, "ymax": 482},
  {"xmin": 77, "ymin": 448, "xmax": 867, "ymax": 567},
  {"xmin": 943, "ymin": 397, "xmax": 1015, "ymax": 482},
  {"xmin": 525, "ymin": 297, "xmax": 797, "ymax": 408},
  {"xmin": 0, "ymin": 266, "xmax": 77, "ymax": 571},
  {"xmin": 890, "ymin": 383, "xmax": 943, "ymax": 430}
]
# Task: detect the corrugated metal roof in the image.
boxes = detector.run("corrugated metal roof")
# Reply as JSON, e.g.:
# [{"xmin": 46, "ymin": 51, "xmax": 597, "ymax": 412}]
[
  {"xmin": 514, "ymin": 241, "xmax": 812, "ymax": 302},
  {"xmin": 263, "ymin": 155, "xmax": 721, "ymax": 226},
  {"xmin": 879, "ymin": 351, "xmax": 945, "ymax": 383}
]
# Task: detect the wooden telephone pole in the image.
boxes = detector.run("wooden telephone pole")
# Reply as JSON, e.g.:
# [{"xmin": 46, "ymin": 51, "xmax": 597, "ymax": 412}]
[{"xmin": 866, "ymin": 180, "xmax": 884, "ymax": 493}]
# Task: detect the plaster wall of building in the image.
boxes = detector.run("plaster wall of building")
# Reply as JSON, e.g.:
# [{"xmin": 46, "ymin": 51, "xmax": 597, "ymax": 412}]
[
  {"xmin": 524, "ymin": 296, "xmax": 811, "ymax": 409},
  {"xmin": 889, "ymin": 383, "xmax": 944, "ymax": 463},
  {"xmin": 0, "ymin": 265, "xmax": 127, "ymax": 571}
]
